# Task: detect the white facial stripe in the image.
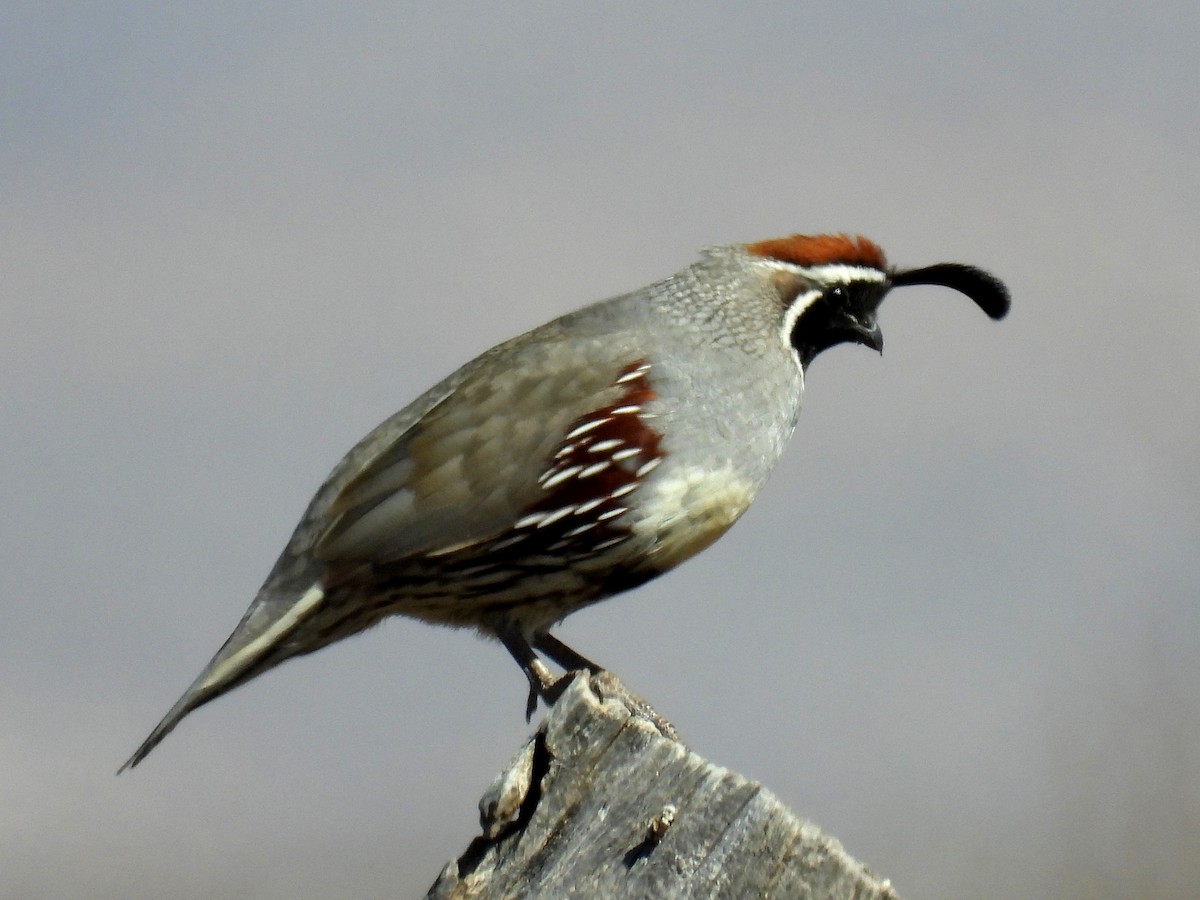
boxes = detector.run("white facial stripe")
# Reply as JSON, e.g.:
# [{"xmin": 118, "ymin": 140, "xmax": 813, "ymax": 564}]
[
  {"xmin": 759, "ymin": 258, "xmax": 887, "ymax": 368},
  {"xmin": 793, "ymin": 263, "xmax": 887, "ymax": 284},
  {"xmin": 779, "ymin": 288, "xmax": 823, "ymax": 363}
]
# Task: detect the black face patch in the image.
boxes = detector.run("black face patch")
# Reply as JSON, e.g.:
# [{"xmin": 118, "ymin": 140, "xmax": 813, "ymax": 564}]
[
  {"xmin": 827, "ymin": 283, "xmax": 882, "ymax": 319},
  {"xmin": 790, "ymin": 283, "xmax": 886, "ymax": 368}
]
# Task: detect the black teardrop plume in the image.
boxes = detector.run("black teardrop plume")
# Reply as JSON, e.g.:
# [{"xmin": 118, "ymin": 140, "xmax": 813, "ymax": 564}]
[{"xmin": 891, "ymin": 263, "xmax": 1010, "ymax": 320}]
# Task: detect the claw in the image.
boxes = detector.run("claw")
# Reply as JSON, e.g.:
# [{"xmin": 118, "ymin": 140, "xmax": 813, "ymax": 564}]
[{"xmin": 524, "ymin": 679, "xmax": 539, "ymax": 721}]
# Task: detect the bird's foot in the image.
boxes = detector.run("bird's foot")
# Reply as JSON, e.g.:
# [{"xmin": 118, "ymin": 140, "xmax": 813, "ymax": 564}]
[{"xmin": 523, "ymin": 667, "xmax": 586, "ymax": 721}]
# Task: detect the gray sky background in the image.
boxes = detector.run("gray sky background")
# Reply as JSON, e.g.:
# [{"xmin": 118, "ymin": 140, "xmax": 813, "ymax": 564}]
[{"xmin": 4, "ymin": 3, "xmax": 1197, "ymax": 898}]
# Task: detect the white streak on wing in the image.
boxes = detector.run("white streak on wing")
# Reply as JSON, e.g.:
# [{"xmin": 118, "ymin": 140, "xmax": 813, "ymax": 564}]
[
  {"xmin": 611, "ymin": 447, "xmax": 640, "ymax": 462},
  {"xmin": 540, "ymin": 465, "xmax": 582, "ymax": 489},
  {"xmin": 578, "ymin": 461, "xmax": 611, "ymax": 478},
  {"xmin": 575, "ymin": 496, "xmax": 606, "ymax": 515},
  {"xmin": 565, "ymin": 418, "xmax": 609, "ymax": 440},
  {"xmin": 198, "ymin": 584, "xmax": 325, "ymax": 692},
  {"xmin": 536, "ymin": 505, "xmax": 577, "ymax": 528},
  {"xmin": 614, "ymin": 363, "xmax": 651, "ymax": 384},
  {"xmin": 635, "ymin": 458, "xmax": 662, "ymax": 478},
  {"xmin": 514, "ymin": 512, "xmax": 546, "ymax": 529},
  {"xmin": 588, "ymin": 438, "xmax": 625, "ymax": 453}
]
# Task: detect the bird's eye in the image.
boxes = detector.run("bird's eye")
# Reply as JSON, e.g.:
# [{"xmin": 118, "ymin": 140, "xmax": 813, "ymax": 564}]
[{"xmin": 826, "ymin": 285, "xmax": 848, "ymax": 304}]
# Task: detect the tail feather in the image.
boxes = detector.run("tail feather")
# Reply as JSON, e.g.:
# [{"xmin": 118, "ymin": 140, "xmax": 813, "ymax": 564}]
[{"xmin": 118, "ymin": 583, "xmax": 326, "ymax": 772}]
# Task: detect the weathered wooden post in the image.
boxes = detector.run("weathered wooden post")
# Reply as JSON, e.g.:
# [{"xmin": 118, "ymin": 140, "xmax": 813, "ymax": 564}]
[{"xmin": 427, "ymin": 674, "xmax": 898, "ymax": 898}]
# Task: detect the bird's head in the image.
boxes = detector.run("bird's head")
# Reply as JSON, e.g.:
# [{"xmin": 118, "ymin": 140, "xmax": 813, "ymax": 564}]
[{"xmin": 745, "ymin": 233, "xmax": 1010, "ymax": 369}]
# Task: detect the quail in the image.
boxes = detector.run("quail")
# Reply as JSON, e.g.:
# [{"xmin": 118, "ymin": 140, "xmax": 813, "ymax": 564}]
[{"xmin": 121, "ymin": 232, "xmax": 1009, "ymax": 770}]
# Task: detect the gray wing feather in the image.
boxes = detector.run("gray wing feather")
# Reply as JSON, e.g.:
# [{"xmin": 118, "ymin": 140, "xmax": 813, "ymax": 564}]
[
  {"xmin": 121, "ymin": 310, "xmax": 645, "ymax": 769},
  {"xmin": 312, "ymin": 329, "xmax": 640, "ymax": 564}
]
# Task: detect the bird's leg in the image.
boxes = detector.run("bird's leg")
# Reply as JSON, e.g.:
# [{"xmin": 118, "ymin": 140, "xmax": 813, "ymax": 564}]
[
  {"xmin": 533, "ymin": 632, "xmax": 604, "ymax": 674},
  {"xmin": 496, "ymin": 628, "xmax": 562, "ymax": 721}
]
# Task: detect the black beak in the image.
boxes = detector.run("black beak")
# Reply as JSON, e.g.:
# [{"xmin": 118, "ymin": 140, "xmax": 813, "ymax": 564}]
[
  {"xmin": 889, "ymin": 263, "xmax": 1010, "ymax": 320},
  {"xmin": 846, "ymin": 311, "xmax": 883, "ymax": 354}
]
